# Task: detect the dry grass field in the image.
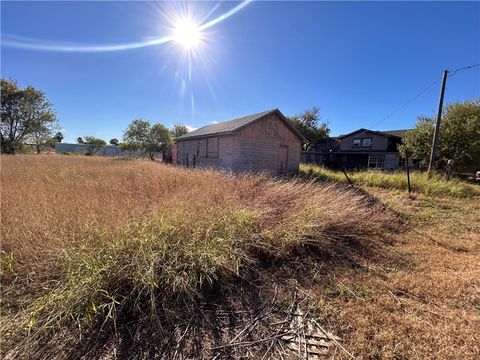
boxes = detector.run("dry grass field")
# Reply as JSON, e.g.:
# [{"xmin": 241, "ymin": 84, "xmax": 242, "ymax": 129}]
[{"xmin": 1, "ymin": 155, "xmax": 479, "ymax": 359}]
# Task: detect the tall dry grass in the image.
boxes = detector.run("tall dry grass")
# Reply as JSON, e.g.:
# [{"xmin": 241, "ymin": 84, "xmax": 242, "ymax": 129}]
[
  {"xmin": 1, "ymin": 155, "xmax": 392, "ymax": 358},
  {"xmin": 300, "ymin": 163, "xmax": 480, "ymax": 197}
]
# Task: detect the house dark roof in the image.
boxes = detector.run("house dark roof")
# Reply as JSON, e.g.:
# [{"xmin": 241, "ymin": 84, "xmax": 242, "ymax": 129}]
[
  {"xmin": 338, "ymin": 128, "xmax": 410, "ymax": 139},
  {"xmin": 312, "ymin": 137, "xmax": 340, "ymax": 152},
  {"xmin": 380, "ymin": 129, "xmax": 410, "ymax": 137},
  {"xmin": 175, "ymin": 109, "xmax": 306, "ymax": 142}
]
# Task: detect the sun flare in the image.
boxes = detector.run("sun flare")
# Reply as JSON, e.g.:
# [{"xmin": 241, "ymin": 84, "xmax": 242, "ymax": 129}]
[{"xmin": 173, "ymin": 18, "xmax": 201, "ymax": 49}]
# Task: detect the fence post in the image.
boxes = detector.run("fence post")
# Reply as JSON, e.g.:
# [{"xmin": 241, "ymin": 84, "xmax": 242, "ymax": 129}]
[
  {"xmin": 405, "ymin": 150, "xmax": 411, "ymax": 195},
  {"xmin": 341, "ymin": 168, "xmax": 354, "ymax": 187},
  {"xmin": 444, "ymin": 159, "xmax": 454, "ymax": 181}
]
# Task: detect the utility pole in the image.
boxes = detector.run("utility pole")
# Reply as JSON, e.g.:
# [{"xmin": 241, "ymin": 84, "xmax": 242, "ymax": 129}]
[{"xmin": 427, "ymin": 69, "xmax": 448, "ymax": 177}]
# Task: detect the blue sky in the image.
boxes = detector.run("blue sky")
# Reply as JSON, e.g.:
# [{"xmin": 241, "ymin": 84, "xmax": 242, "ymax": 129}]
[{"xmin": 2, "ymin": 1, "xmax": 479, "ymax": 142}]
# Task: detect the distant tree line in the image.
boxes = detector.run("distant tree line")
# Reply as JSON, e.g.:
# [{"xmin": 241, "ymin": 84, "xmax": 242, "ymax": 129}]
[
  {"xmin": 75, "ymin": 121, "xmax": 190, "ymax": 159},
  {"xmin": 1, "ymin": 78, "xmax": 191, "ymax": 158},
  {"xmin": 0, "ymin": 76, "xmax": 328, "ymax": 158},
  {"xmin": 3, "ymin": 77, "xmax": 478, "ymax": 172}
]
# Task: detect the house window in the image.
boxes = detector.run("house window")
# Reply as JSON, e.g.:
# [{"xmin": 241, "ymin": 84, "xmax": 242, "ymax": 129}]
[
  {"xmin": 266, "ymin": 119, "xmax": 279, "ymax": 137},
  {"xmin": 398, "ymin": 156, "xmax": 406, "ymax": 167},
  {"xmin": 362, "ymin": 138, "xmax": 372, "ymax": 147},
  {"xmin": 207, "ymin": 137, "xmax": 218, "ymax": 158},
  {"xmin": 353, "ymin": 138, "xmax": 372, "ymax": 148},
  {"xmin": 368, "ymin": 154, "xmax": 385, "ymax": 169}
]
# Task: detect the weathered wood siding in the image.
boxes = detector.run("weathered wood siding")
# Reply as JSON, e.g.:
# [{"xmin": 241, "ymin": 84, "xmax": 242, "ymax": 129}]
[
  {"xmin": 171, "ymin": 144, "xmax": 177, "ymax": 164},
  {"xmin": 175, "ymin": 135, "xmax": 234, "ymax": 169},
  {"xmin": 231, "ymin": 113, "xmax": 301, "ymax": 172}
]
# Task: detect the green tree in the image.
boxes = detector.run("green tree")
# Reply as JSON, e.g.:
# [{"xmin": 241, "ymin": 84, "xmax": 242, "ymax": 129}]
[
  {"xmin": 53, "ymin": 132, "xmax": 64, "ymax": 143},
  {"xmin": 1, "ymin": 79, "xmax": 59, "ymax": 154},
  {"xmin": 170, "ymin": 123, "xmax": 189, "ymax": 138},
  {"xmin": 121, "ymin": 119, "xmax": 150, "ymax": 152},
  {"xmin": 109, "ymin": 138, "xmax": 119, "ymax": 146},
  {"xmin": 399, "ymin": 98, "xmax": 480, "ymax": 172},
  {"xmin": 30, "ymin": 125, "xmax": 55, "ymax": 153},
  {"xmin": 122, "ymin": 119, "xmax": 172, "ymax": 160},
  {"xmin": 289, "ymin": 107, "xmax": 329, "ymax": 150},
  {"xmin": 83, "ymin": 136, "xmax": 106, "ymax": 155},
  {"xmin": 145, "ymin": 124, "xmax": 172, "ymax": 160}
]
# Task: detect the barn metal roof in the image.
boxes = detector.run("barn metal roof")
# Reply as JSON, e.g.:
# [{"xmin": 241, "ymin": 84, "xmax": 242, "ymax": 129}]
[{"xmin": 175, "ymin": 109, "xmax": 306, "ymax": 142}]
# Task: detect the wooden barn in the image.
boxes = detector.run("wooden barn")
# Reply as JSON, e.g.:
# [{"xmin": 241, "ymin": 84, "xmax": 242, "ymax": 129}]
[{"xmin": 172, "ymin": 109, "xmax": 305, "ymax": 173}]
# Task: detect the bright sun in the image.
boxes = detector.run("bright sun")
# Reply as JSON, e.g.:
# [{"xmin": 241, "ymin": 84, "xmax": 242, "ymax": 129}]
[{"xmin": 173, "ymin": 19, "xmax": 201, "ymax": 49}]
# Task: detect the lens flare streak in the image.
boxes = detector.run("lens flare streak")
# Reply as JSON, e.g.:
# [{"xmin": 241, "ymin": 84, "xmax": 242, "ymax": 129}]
[
  {"xmin": 1, "ymin": 34, "xmax": 174, "ymax": 53},
  {"xmin": 1, "ymin": 0, "xmax": 253, "ymax": 53}
]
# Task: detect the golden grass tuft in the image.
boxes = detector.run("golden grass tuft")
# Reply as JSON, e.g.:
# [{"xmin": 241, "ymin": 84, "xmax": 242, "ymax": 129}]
[
  {"xmin": 300, "ymin": 163, "xmax": 480, "ymax": 198},
  {"xmin": 1, "ymin": 155, "xmax": 391, "ymax": 358}
]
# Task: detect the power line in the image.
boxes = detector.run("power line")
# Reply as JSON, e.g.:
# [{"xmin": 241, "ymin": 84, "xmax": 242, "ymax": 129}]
[
  {"xmin": 368, "ymin": 63, "xmax": 480, "ymax": 131},
  {"xmin": 366, "ymin": 63, "xmax": 479, "ymax": 132},
  {"xmin": 335, "ymin": 64, "xmax": 479, "ymax": 140},
  {"xmin": 448, "ymin": 63, "xmax": 480, "ymax": 77},
  {"xmin": 334, "ymin": 76, "xmax": 440, "ymax": 142},
  {"xmin": 368, "ymin": 77, "xmax": 441, "ymax": 130}
]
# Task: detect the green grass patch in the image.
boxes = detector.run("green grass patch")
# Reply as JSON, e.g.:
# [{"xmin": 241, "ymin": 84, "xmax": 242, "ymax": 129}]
[{"xmin": 2, "ymin": 206, "xmax": 257, "ymax": 347}]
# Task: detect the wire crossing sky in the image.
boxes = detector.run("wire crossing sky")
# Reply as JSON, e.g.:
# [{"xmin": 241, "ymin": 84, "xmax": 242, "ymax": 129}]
[
  {"xmin": 1, "ymin": 1, "xmax": 479, "ymax": 142},
  {"xmin": 368, "ymin": 63, "xmax": 480, "ymax": 130}
]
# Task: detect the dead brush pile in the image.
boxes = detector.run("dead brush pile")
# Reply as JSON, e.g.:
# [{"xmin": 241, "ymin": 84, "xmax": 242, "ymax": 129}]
[{"xmin": 1, "ymin": 155, "xmax": 394, "ymax": 358}]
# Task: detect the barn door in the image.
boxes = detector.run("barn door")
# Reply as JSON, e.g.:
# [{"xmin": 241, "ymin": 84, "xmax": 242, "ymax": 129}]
[{"xmin": 277, "ymin": 145, "xmax": 288, "ymax": 173}]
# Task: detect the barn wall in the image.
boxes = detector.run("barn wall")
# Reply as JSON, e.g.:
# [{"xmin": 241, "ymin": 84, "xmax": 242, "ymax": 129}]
[
  {"xmin": 231, "ymin": 114, "xmax": 302, "ymax": 172},
  {"xmin": 175, "ymin": 135, "xmax": 234, "ymax": 169},
  {"xmin": 171, "ymin": 144, "xmax": 177, "ymax": 164}
]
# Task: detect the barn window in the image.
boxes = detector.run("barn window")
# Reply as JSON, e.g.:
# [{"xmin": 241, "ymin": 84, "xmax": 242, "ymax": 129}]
[
  {"xmin": 266, "ymin": 119, "xmax": 279, "ymax": 137},
  {"xmin": 207, "ymin": 137, "xmax": 218, "ymax": 158}
]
